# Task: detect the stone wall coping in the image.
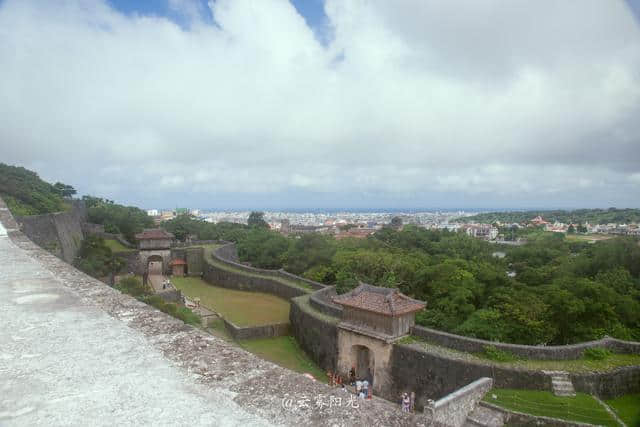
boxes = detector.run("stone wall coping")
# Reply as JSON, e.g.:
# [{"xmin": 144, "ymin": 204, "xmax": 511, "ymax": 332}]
[{"xmin": 431, "ymin": 377, "xmax": 493, "ymax": 410}]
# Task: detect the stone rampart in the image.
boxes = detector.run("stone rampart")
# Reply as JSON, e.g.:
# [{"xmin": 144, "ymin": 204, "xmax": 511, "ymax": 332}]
[
  {"xmin": 425, "ymin": 377, "xmax": 492, "ymax": 427},
  {"xmin": 223, "ymin": 319, "xmax": 290, "ymax": 340},
  {"xmin": 391, "ymin": 342, "xmax": 551, "ymax": 409},
  {"xmin": 309, "ymin": 285, "xmax": 343, "ymax": 317},
  {"xmin": 391, "ymin": 342, "xmax": 640, "ymax": 406},
  {"xmin": 203, "ymin": 262, "xmax": 308, "ymax": 301},
  {"xmin": 411, "ymin": 325, "xmax": 640, "ymax": 360},
  {"xmin": 212, "ymin": 243, "xmax": 325, "ymax": 291},
  {"xmin": 16, "ymin": 200, "xmax": 86, "ymax": 263},
  {"xmin": 290, "ymin": 295, "xmax": 340, "ymax": 371}
]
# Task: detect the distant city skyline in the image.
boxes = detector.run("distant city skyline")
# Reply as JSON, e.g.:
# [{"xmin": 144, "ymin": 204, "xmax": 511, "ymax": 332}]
[{"xmin": 2, "ymin": 0, "xmax": 639, "ymax": 209}]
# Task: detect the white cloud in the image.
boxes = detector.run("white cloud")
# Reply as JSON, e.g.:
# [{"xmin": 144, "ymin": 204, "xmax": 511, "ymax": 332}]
[{"xmin": 0, "ymin": 0, "xmax": 639, "ymax": 208}]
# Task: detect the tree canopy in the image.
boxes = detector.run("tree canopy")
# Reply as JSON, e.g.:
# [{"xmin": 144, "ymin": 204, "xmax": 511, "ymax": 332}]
[{"xmin": 0, "ymin": 163, "xmax": 70, "ymax": 215}]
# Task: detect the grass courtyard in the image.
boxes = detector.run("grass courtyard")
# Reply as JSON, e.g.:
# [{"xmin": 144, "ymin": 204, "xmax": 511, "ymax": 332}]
[
  {"xmin": 605, "ymin": 393, "xmax": 640, "ymax": 426},
  {"xmin": 104, "ymin": 238, "xmax": 135, "ymax": 252},
  {"xmin": 239, "ymin": 336, "xmax": 328, "ymax": 382},
  {"xmin": 170, "ymin": 276, "xmax": 290, "ymax": 327},
  {"xmin": 484, "ymin": 389, "xmax": 618, "ymax": 426}
]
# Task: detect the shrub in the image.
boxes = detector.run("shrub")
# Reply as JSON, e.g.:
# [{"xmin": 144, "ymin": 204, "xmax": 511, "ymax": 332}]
[
  {"xmin": 116, "ymin": 276, "xmax": 150, "ymax": 297},
  {"xmin": 583, "ymin": 347, "xmax": 611, "ymax": 360},
  {"xmin": 482, "ymin": 345, "xmax": 520, "ymax": 362}
]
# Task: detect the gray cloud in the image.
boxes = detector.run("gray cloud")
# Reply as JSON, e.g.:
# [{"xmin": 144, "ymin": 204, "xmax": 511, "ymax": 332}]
[{"xmin": 0, "ymin": 0, "xmax": 639, "ymax": 209}]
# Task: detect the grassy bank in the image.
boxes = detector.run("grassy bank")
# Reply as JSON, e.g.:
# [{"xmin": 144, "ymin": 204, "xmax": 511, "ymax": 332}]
[
  {"xmin": 239, "ymin": 336, "xmax": 327, "ymax": 382},
  {"xmin": 171, "ymin": 276, "xmax": 290, "ymax": 326},
  {"xmin": 402, "ymin": 336, "xmax": 640, "ymax": 373},
  {"xmin": 605, "ymin": 393, "xmax": 640, "ymax": 426},
  {"xmin": 484, "ymin": 389, "xmax": 618, "ymax": 426},
  {"xmin": 104, "ymin": 238, "xmax": 135, "ymax": 253}
]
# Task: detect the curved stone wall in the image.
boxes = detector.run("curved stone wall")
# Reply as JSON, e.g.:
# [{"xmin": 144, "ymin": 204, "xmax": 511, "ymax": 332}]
[
  {"xmin": 412, "ymin": 325, "xmax": 640, "ymax": 360},
  {"xmin": 390, "ymin": 342, "xmax": 640, "ymax": 406},
  {"xmin": 212, "ymin": 243, "xmax": 325, "ymax": 291},
  {"xmin": 289, "ymin": 295, "xmax": 339, "ymax": 372}
]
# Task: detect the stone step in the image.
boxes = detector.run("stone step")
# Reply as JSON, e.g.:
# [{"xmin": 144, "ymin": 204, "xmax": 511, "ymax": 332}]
[{"xmin": 547, "ymin": 370, "xmax": 576, "ymax": 397}]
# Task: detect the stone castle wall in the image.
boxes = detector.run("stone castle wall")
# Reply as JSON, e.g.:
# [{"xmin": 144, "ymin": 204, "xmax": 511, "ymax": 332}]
[
  {"xmin": 390, "ymin": 342, "xmax": 640, "ymax": 407},
  {"xmin": 290, "ymin": 295, "xmax": 339, "ymax": 372},
  {"xmin": 16, "ymin": 200, "xmax": 86, "ymax": 263},
  {"xmin": 411, "ymin": 325, "xmax": 640, "ymax": 360}
]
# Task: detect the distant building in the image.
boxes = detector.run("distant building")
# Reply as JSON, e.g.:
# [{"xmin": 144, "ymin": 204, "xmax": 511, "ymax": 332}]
[
  {"xmin": 169, "ymin": 258, "xmax": 187, "ymax": 277},
  {"xmin": 146, "ymin": 209, "xmax": 159, "ymax": 217},
  {"xmin": 135, "ymin": 228, "xmax": 175, "ymax": 276},
  {"xmin": 135, "ymin": 229, "xmax": 174, "ymax": 250}
]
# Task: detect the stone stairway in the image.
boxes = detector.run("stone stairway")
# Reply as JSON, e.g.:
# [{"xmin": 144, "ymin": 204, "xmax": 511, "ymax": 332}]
[
  {"xmin": 546, "ymin": 371, "xmax": 576, "ymax": 397},
  {"xmin": 464, "ymin": 404, "xmax": 505, "ymax": 426}
]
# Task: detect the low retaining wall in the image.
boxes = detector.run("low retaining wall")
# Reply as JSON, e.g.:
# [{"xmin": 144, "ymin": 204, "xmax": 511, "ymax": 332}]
[
  {"xmin": 157, "ymin": 289, "xmax": 182, "ymax": 304},
  {"xmin": 411, "ymin": 325, "xmax": 640, "ymax": 360},
  {"xmin": 425, "ymin": 377, "xmax": 492, "ymax": 427},
  {"xmin": 223, "ymin": 319, "xmax": 290, "ymax": 340},
  {"xmin": 290, "ymin": 295, "xmax": 339, "ymax": 371}
]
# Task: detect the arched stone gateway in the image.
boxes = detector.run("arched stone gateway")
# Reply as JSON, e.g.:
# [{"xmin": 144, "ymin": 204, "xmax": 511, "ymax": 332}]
[
  {"xmin": 147, "ymin": 254, "xmax": 163, "ymax": 275},
  {"xmin": 135, "ymin": 229, "xmax": 174, "ymax": 275},
  {"xmin": 352, "ymin": 345, "xmax": 374, "ymax": 381},
  {"xmin": 333, "ymin": 283, "xmax": 426, "ymax": 396}
]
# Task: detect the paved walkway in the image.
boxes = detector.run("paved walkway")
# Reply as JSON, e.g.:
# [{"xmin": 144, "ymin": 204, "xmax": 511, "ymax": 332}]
[{"xmin": 148, "ymin": 272, "xmax": 167, "ymax": 293}]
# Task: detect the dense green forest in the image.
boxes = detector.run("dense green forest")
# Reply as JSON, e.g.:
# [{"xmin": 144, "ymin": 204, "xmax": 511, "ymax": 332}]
[
  {"xmin": 455, "ymin": 208, "xmax": 640, "ymax": 225},
  {"xmin": 163, "ymin": 214, "xmax": 640, "ymax": 345},
  {"xmin": 0, "ymin": 163, "xmax": 74, "ymax": 215},
  {"xmin": 82, "ymin": 196, "xmax": 154, "ymax": 243}
]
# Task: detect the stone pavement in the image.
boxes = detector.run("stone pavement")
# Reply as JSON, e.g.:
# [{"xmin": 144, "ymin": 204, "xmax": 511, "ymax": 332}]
[{"xmin": 0, "ymin": 200, "xmax": 419, "ymax": 426}]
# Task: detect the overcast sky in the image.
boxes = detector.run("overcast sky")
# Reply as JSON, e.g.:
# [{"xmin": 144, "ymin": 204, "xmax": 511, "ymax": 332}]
[{"xmin": 1, "ymin": 0, "xmax": 639, "ymax": 210}]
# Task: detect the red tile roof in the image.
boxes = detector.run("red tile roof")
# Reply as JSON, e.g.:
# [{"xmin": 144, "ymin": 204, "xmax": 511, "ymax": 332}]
[
  {"xmin": 169, "ymin": 258, "xmax": 187, "ymax": 266},
  {"xmin": 332, "ymin": 283, "xmax": 426, "ymax": 316},
  {"xmin": 134, "ymin": 228, "xmax": 174, "ymax": 240}
]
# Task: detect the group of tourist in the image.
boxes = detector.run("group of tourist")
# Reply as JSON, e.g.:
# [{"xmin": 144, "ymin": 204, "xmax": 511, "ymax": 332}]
[
  {"xmin": 325, "ymin": 367, "xmax": 415, "ymax": 413},
  {"xmin": 325, "ymin": 367, "xmax": 373, "ymax": 400}
]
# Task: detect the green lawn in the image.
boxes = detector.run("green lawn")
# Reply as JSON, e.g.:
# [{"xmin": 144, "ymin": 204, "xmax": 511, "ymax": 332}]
[
  {"xmin": 104, "ymin": 238, "xmax": 135, "ymax": 253},
  {"xmin": 484, "ymin": 389, "xmax": 618, "ymax": 426},
  {"xmin": 606, "ymin": 393, "xmax": 640, "ymax": 426},
  {"xmin": 565, "ymin": 233, "xmax": 614, "ymax": 242},
  {"xmin": 171, "ymin": 276, "xmax": 290, "ymax": 327},
  {"xmin": 239, "ymin": 336, "xmax": 327, "ymax": 382}
]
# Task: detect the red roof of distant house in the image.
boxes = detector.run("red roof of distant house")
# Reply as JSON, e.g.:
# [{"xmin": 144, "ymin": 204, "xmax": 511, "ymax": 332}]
[
  {"xmin": 134, "ymin": 229, "xmax": 174, "ymax": 240},
  {"xmin": 169, "ymin": 258, "xmax": 187, "ymax": 266},
  {"xmin": 333, "ymin": 283, "xmax": 426, "ymax": 316}
]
